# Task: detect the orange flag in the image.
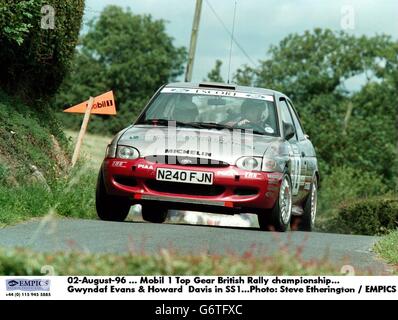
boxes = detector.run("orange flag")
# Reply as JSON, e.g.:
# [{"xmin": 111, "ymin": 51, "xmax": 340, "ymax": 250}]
[{"xmin": 64, "ymin": 90, "xmax": 116, "ymax": 115}]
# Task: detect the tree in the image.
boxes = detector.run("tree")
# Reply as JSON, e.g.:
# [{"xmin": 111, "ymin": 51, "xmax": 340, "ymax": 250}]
[
  {"xmin": 205, "ymin": 60, "xmax": 224, "ymax": 83},
  {"xmin": 57, "ymin": 5, "xmax": 186, "ymax": 133},
  {"xmin": 234, "ymin": 29, "xmax": 398, "ymax": 185}
]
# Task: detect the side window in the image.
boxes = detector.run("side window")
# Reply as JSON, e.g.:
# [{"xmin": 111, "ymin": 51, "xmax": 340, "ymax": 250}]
[
  {"xmin": 279, "ymin": 99, "xmax": 297, "ymax": 140},
  {"xmin": 287, "ymin": 100, "xmax": 305, "ymax": 140}
]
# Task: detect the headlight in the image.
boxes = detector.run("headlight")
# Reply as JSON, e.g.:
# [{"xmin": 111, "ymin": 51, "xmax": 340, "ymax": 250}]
[
  {"xmin": 236, "ymin": 157, "xmax": 262, "ymax": 171},
  {"xmin": 116, "ymin": 146, "xmax": 140, "ymax": 159}
]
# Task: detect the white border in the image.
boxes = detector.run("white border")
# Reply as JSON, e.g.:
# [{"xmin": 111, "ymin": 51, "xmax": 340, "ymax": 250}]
[{"xmin": 1, "ymin": 276, "xmax": 397, "ymax": 300}]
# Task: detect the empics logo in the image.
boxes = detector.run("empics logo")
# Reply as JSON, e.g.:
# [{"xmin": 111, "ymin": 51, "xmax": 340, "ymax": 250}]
[
  {"xmin": 7, "ymin": 280, "xmax": 19, "ymax": 287},
  {"xmin": 6, "ymin": 279, "xmax": 51, "ymax": 291}
]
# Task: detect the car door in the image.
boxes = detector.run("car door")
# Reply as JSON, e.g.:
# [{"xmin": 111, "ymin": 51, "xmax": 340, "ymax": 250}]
[
  {"xmin": 278, "ymin": 97, "xmax": 303, "ymax": 198},
  {"xmin": 286, "ymin": 99, "xmax": 312, "ymax": 199}
]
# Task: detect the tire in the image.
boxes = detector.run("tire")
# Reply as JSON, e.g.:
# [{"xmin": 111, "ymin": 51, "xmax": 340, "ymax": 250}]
[
  {"xmin": 258, "ymin": 173, "xmax": 292, "ymax": 232},
  {"xmin": 292, "ymin": 177, "xmax": 318, "ymax": 231},
  {"xmin": 96, "ymin": 170, "xmax": 130, "ymax": 222},
  {"xmin": 141, "ymin": 203, "xmax": 168, "ymax": 223}
]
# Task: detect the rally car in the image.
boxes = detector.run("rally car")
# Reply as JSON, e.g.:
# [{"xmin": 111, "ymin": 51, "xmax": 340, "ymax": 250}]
[{"xmin": 96, "ymin": 82, "xmax": 319, "ymax": 231}]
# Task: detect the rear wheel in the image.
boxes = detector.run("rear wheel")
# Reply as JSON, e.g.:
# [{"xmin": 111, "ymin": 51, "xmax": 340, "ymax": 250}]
[
  {"xmin": 258, "ymin": 173, "xmax": 292, "ymax": 232},
  {"xmin": 141, "ymin": 203, "xmax": 168, "ymax": 223},
  {"xmin": 96, "ymin": 170, "xmax": 130, "ymax": 222},
  {"xmin": 291, "ymin": 177, "xmax": 317, "ymax": 231}
]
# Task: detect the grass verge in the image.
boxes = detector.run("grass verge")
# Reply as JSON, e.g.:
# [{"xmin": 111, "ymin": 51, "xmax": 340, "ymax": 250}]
[
  {"xmin": 0, "ymin": 90, "xmax": 100, "ymax": 226},
  {"xmin": 374, "ymin": 230, "xmax": 398, "ymax": 274},
  {"xmin": 0, "ymin": 165, "xmax": 97, "ymax": 226},
  {"xmin": 0, "ymin": 247, "xmax": 352, "ymax": 276},
  {"xmin": 65, "ymin": 130, "xmax": 111, "ymax": 169}
]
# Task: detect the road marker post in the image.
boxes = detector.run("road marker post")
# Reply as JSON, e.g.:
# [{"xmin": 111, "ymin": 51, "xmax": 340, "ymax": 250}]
[
  {"xmin": 71, "ymin": 96, "xmax": 94, "ymax": 167},
  {"xmin": 64, "ymin": 90, "xmax": 116, "ymax": 167}
]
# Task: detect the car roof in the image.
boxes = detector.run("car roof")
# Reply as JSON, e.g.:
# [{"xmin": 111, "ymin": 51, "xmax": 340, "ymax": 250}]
[{"xmin": 165, "ymin": 82, "xmax": 285, "ymax": 98}]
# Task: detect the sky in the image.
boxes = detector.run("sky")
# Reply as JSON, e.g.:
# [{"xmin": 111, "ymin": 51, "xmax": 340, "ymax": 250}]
[{"xmin": 84, "ymin": 0, "xmax": 398, "ymax": 83}]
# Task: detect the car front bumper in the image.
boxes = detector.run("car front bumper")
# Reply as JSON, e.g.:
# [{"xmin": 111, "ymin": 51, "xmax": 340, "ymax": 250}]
[{"xmin": 102, "ymin": 158, "xmax": 282, "ymax": 213}]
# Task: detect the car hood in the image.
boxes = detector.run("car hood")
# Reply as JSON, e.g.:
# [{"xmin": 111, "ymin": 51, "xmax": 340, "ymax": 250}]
[{"xmin": 117, "ymin": 125, "xmax": 282, "ymax": 165}]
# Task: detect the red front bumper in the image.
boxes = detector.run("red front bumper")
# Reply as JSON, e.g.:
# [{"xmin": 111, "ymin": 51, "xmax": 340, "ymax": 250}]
[{"xmin": 102, "ymin": 158, "xmax": 282, "ymax": 213}]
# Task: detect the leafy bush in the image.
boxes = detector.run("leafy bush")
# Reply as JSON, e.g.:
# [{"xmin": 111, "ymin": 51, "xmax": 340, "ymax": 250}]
[
  {"xmin": 0, "ymin": 0, "xmax": 85, "ymax": 100},
  {"xmin": 326, "ymin": 197, "xmax": 398, "ymax": 235},
  {"xmin": 0, "ymin": 0, "xmax": 35, "ymax": 45},
  {"xmin": 0, "ymin": 247, "xmax": 349, "ymax": 276},
  {"xmin": 317, "ymin": 166, "xmax": 387, "ymax": 221},
  {"xmin": 374, "ymin": 231, "xmax": 398, "ymax": 268}
]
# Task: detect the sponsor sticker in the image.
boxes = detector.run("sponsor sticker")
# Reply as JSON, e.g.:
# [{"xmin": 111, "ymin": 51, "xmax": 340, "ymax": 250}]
[
  {"xmin": 112, "ymin": 161, "xmax": 127, "ymax": 168},
  {"xmin": 244, "ymin": 172, "xmax": 258, "ymax": 179},
  {"xmin": 137, "ymin": 164, "xmax": 154, "ymax": 170},
  {"xmin": 161, "ymin": 87, "xmax": 274, "ymax": 102},
  {"xmin": 267, "ymin": 173, "xmax": 282, "ymax": 180},
  {"xmin": 264, "ymin": 127, "xmax": 274, "ymax": 134},
  {"xmin": 63, "ymin": 90, "xmax": 116, "ymax": 115},
  {"xmin": 217, "ymin": 170, "xmax": 238, "ymax": 177}
]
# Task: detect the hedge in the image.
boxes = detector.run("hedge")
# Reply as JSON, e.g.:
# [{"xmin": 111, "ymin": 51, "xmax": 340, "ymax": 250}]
[
  {"xmin": 0, "ymin": 0, "xmax": 85, "ymax": 101},
  {"xmin": 330, "ymin": 197, "xmax": 398, "ymax": 235}
]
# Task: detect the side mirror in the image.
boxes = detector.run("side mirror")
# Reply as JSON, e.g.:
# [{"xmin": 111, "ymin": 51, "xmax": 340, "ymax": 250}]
[{"xmin": 283, "ymin": 122, "xmax": 296, "ymax": 140}]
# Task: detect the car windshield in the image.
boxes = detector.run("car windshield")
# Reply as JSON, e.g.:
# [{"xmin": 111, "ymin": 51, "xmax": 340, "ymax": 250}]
[{"xmin": 136, "ymin": 87, "xmax": 279, "ymax": 136}]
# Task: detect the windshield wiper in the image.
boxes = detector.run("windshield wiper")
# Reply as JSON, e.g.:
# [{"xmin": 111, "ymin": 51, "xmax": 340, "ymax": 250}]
[
  {"xmin": 137, "ymin": 119, "xmax": 203, "ymax": 128},
  {"xmin": 137, "ymin": 119, "xmax": 261, "ymax": 133},
  {"xmin": 186, "ymin": 122, "xmax": 235, "ymax": 131},
  {"xmin": 249, "ymin": 130, "xmax": 266, "ymax": 135},
  {"xmin": 229, "ymin": 125, "xmax": 267, "ymax": 135},
  {"xmin": 189, "ymin": 122, "xmax": 265, "ymax": 134}
]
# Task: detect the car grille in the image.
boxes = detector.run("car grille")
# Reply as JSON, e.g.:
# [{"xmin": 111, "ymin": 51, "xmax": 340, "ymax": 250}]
[
  {"xmin": 233, "ymin": 187, "xmax": 258, "ymax": 196},
  {"xmin": 113, "ymin": 175, "xmax": 137, "ymax": 187},
  {"xmin": 144, "ymin": 155, "xmax": 229, "ymax": 167},
  {"xmin": 145, "ymin": 180, "xmax": 225, "ymax": 196}
]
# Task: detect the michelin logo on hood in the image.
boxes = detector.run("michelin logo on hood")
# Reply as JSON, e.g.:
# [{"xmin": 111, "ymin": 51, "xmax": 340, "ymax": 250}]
[{"xmin": 165, "ymin": 149, "xmax": 212, "ymax": 157}]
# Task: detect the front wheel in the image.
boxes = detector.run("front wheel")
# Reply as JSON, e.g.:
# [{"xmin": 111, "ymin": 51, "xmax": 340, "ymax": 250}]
[
  {"xmin": 258, "ymin": 173, "xmax": 292, "ymax": 232},
  {"xmin": 96, "ymin": 170, "xmax": 130, "ymax": 222},
  {"xmin": 291, "ymin": 177, "xmax": 317, "ymax": 231}
]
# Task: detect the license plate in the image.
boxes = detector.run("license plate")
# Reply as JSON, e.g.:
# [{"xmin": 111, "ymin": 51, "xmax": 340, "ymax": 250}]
[{"xmin": 156, "ymin": 168, "xmax": 213, "ymax": 185}]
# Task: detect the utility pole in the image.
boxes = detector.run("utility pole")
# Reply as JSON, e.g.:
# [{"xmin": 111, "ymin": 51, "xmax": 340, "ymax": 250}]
[{"xmin": 185, "ymin": 0, "xmax": 203, "ymax": 82}]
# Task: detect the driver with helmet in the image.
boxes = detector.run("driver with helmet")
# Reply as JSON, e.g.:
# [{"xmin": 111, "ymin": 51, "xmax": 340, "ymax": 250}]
[{"xmin": 237, "ymin": 99, "xmax": 267, "ymax": 127}]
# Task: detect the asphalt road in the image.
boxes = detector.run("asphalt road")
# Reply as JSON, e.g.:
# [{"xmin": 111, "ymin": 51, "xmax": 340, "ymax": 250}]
[{"xmin": 0, "ymin": 217, "xmax": 386, "ymax": 274}]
